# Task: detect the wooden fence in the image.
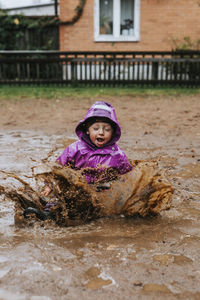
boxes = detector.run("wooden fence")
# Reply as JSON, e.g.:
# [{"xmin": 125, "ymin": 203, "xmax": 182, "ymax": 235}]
[{"xmin": 0, "ymin": 51, "xmax": 200, "ymax": 86}]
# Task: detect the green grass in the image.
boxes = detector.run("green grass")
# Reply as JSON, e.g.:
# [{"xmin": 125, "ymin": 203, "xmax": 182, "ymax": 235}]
[{"xmin": 0, "ymin": 85, "xmax": 200, "ymax": 100}]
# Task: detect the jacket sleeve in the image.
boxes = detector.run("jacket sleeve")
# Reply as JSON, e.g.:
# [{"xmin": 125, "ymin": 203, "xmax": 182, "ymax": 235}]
[
  {"xmin": 56, "ymin": 142, "xmax": 78, "ymax": 166},
  {"xmin": 117, "ymin": 150, "xmax": 133, "ymax": 175}
]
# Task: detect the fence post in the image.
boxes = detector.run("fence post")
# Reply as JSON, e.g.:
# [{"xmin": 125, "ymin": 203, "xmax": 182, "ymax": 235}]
[
  {"xmin": 152, "ymin": 61, "xmax": 158, "ymax": 81},
  {"xmin": 71, "ymin": 60, "xmax": 75, "ymax": 84}
]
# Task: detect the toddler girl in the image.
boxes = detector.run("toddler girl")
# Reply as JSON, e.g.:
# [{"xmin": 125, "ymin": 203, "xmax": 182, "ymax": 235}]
[{"xmin": 25, "ymin": 101, "xmax": 132, "ymax": 220}]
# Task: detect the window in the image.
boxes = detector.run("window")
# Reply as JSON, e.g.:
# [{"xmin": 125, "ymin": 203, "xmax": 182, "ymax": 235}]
[{"xmin": 94, "ymin": 0, "xmax": 140, "ymax": 42}]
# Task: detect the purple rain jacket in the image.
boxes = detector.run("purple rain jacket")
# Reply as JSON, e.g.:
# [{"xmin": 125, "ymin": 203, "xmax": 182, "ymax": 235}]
[{"xmin": 57, "ymin": 101, "xmax": 132, "ymax": 183}]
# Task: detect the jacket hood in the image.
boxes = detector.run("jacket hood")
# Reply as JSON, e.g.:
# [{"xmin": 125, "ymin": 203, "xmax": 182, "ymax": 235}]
[{"xmin": 75, "ymin": 101, "xmax": 121, "ymax": 148}]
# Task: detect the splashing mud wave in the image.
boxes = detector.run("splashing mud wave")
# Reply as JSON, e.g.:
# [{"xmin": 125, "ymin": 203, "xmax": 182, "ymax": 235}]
[{"xmin": 1, "ymin": 160, "xmax": 172, "ymax": 227}]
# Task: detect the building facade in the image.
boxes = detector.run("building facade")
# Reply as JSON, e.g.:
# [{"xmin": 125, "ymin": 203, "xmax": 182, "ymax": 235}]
[{"xmin": 59, "ymin": 0, "xmax": 200, "ymax": 51}]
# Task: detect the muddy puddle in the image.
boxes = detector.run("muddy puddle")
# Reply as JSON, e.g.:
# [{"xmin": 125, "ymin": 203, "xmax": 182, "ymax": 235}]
[{"xmin": 0, "ymin": 130, "xmax": 200, "ymax": 300}]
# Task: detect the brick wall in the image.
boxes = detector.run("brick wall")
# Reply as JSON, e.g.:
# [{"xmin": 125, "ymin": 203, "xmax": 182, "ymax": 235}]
[{"xmin": 59, "ymin": 0, "xmax": 200, "ymax": 51}]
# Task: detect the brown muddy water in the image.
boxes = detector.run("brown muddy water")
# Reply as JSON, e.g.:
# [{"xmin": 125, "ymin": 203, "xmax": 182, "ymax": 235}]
[{"xmin": 0, "ymin": 129, "xmax": 200, "ymax": 300}]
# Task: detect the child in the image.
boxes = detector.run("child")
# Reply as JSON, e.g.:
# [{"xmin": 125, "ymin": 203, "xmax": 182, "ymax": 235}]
[{"xmin": 25, "ymin": 101, "xmax": 132, "ymax": 220}]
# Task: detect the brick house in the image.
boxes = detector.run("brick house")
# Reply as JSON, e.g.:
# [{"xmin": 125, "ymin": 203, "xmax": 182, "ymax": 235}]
[{"xmin": 59, "ymin": 0, "xmax": 200, "ymax": 51}]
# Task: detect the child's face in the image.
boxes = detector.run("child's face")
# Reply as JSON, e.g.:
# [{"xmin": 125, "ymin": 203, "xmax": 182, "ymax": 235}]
[{"xmin": 87, "ymin": 121, "xmax": 113, "ymax": 148}]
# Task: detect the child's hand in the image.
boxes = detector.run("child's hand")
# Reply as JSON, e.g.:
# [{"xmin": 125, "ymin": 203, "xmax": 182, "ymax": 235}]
[{"xmin": 42, "ymin": 185, "xmax": 52, "ymax": 196}]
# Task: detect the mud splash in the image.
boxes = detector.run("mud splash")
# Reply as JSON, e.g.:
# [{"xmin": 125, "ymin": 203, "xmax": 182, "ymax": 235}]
[
  {"xmin": 0, "ymin": 127, "xmax": 199, "ymax": 300},
  {"xmin": 1, "ymin": 159, "xmax": 172, "ymax": 227}
]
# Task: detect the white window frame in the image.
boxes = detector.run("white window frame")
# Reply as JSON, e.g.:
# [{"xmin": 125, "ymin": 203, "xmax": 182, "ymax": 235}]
[{"xmin": 94, "ymin": 0, "xmax": 140, "ymax": 42}]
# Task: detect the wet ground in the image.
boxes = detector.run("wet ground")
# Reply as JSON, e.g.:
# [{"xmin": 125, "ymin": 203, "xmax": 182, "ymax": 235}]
[{"xmin": 0, "ymin": 96, "xmax": 200, "ymax": 299}]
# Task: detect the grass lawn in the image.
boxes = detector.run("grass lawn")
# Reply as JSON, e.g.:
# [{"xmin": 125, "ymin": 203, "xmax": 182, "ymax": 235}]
[{"xmin": 0, "ymin": 85, "xmax": 200, "ymax": 100}]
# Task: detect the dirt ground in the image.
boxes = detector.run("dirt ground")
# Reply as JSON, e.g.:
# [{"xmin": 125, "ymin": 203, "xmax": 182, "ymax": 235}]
[
  {"xmin": 0, "ymin": 94, "xmax": 200, "ymax": 300},
  {"xmin": 1, "ymin": 94, "xmax": 200, "ymax": 142}
]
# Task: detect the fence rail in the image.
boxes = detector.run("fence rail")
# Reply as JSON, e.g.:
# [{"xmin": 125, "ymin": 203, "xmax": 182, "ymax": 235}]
[{"xmin": 0, "ymin": 51, "xmax": 200, "ymax": 86}]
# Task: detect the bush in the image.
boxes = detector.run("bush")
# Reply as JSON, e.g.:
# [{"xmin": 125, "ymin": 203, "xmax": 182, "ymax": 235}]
[
  {"xmin": 171, "ymin": 36, "xmax": 200, "ymax": 80},
  {"xmin": 0, "ymin": 10, "xmax": 59, "ymax": 50}
]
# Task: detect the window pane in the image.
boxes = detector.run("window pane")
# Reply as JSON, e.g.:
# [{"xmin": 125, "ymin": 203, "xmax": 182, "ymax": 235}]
[
  {"xmin": 99, "ymin": 0, "xmax": 113, "ymax": 35},
  {"xmin": 120, "ymin": 0, "xmax": 134, "ymax": 36}
]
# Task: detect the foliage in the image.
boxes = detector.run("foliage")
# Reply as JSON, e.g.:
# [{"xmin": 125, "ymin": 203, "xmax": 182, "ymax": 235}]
[
  {"xmin": 60, "ymin": 0, "xmax": 87, "ymax": 25},
  {"xmin": 171, "ymin": 36, "xmax": 200, "ymax": 51},
  {"xmin": 0, "ymin": 10, "xmax": 59, "ymax": 50},
  {"xmin": 0, "ymin": 0, "xmax": 87, "ymax": 50}
]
